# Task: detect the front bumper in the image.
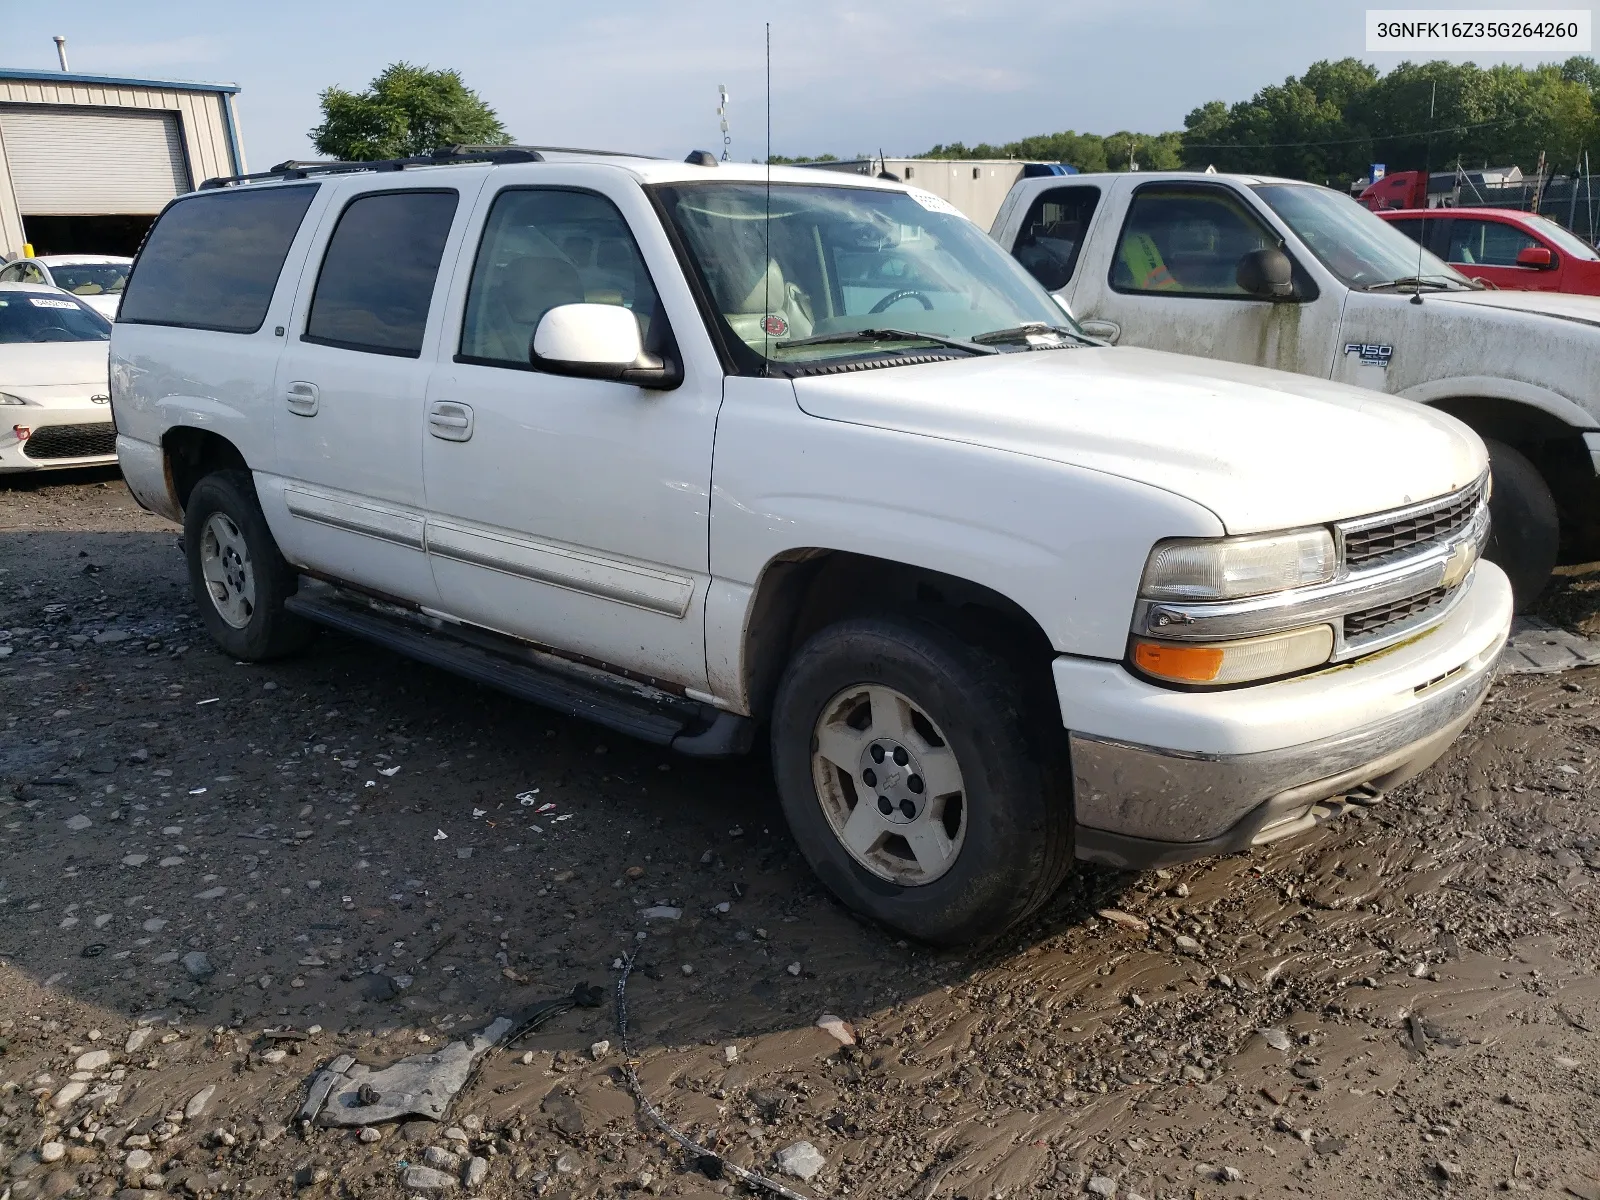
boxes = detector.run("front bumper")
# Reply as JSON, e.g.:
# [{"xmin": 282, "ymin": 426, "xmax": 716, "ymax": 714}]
[
  {"xmin": 1059, "ymin": 561, "xmax": 1512, "ymax": 869},
  {"xmin": 0, "ymin": 402, "xmax": 117, "ymax": 473}
]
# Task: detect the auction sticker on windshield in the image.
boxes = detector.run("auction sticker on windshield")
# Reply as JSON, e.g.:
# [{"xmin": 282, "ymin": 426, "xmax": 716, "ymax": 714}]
[
  {"xmin": 28, "ymin": 298, "xmax": 79, "ymax": 310},
  {"xmin": 906, "ymin": 189, "xmax": 969, "ymax": 219}
]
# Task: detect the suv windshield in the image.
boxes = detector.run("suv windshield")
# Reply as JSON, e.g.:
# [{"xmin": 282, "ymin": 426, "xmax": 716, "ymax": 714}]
[
  {"xmin": 0, "ymin": 292, "xmax": 109, "ymax": 343},
  {"xmin": 654, "ymin": 182, "xmax": 1079, "ymax": 371},
  {"xmin": 50, "ymin": 263, "xmax": 129, "ymax": 296},
  {"xmin": 1253, "ymin": 183, "xmax": 1474, "ymax": 290}
]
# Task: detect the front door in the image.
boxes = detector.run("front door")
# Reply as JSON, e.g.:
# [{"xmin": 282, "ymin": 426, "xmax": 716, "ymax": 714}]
[
  {"xmin": 1067, "ymin": 181, "xmax": 1342, "ymax": 377},
  {"xmin": 1440, "ymin": 214, "xmax": 1564, "ymax": 291},
  {"xmin": 421, "ymin": 177, "xmax": 721, "ymax": 689},
  {"xmin": 269, "ymin": 184, "xmax": 469, "ymax": 606}
]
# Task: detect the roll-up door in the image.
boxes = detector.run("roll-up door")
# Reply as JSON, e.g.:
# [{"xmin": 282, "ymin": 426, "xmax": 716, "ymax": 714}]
[{"xmin": 0, "ymin": 106, "xmax": 190, "ymax": 214}]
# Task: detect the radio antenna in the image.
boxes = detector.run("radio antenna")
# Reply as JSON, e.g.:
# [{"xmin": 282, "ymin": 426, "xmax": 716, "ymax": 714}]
[
  {"xmin": 762, "ymin": 21, "xmax": 773, "ymax": 373},
  {"xmin": 1412, "ymin": 80, "xmax": 1435, "ymax": 305},
  {"xmin": 717, "ymin": 84, "xmax": 730, "ymax": 162}
]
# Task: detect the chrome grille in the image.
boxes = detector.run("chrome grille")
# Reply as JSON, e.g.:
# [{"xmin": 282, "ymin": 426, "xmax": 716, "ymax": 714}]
[
  {"xmin": 1344, "ymin": 585, "xmax": 1450, "ymax": 641},
  {"xmin": 22, "ymin": 423, "xmax": 117, "ymax": 461},
  {"xmin": 1341, "ymin": 479, "xmax": 1485, "ymax": 571}
]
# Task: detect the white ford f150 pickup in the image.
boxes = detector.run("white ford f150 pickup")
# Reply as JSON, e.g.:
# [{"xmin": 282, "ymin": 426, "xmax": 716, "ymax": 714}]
[
  {"xmin": 990, "ymin": 170, "xmax": 1600, "ymax": 608},
  {"xmin": 112, "ymin": 147, "xmax": 1511, "ymax": 943}
]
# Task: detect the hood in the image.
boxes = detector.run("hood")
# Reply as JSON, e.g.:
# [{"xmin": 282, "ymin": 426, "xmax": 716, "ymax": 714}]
[
  {"xmin": 0, "ymin": 340, "xmax": 110, "ymax": 389},
  {"xmin": 792, "ymin": 347, "xmax": 1485, "ymax": 534},
  {"xmin": 1427, "ymin": 287, "xmax": 1600, "ymax": 328}
]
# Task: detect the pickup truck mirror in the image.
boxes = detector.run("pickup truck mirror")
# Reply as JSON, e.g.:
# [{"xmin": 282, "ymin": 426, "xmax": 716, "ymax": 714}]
[
  {"xmin": 1515, "ymin": 245, "xmax": 1555, "ymax": 269},
  {"xmin": 1236, "ymin": 248, "xmax": 1296, "ymax": 300},
  {"xmin": 531, "ymin": 303, "xmax": 681, "ymax": 389}
]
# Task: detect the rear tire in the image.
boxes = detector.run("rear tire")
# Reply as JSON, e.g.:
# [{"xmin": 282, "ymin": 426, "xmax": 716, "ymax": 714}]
[
  {"xmin": 183, "ymin": 469, "xmax": 313, "ymax": 661},
  {"xmin": 1482, "ymin": 438, "xmax": 1558, "ymax": 613},
  {"xmin": 770, "ymin": 614, "xmax": 1074, "ymax": 945}
]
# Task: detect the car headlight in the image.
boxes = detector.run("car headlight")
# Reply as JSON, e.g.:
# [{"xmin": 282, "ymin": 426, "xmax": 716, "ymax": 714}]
[
  {"xmin": 1131, "ymin": 624, "xmax": 1335, "ymax": 686},
  {"xmin": 0, "ymin": 392, "xmax": 26, "ymax": 406},
  {"xmin": 1139, "ymin": 529, "xmax": 1336, "ymax": 602}
]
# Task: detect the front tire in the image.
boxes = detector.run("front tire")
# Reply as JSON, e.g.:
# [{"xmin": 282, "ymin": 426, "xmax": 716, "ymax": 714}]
[
  {"xmin": 183, "ymin": 470, "xmax": 313, "ymax": 661},
  {"xmin": 1482, "ymin": 438, "xmax": 1558, "ymax": 613},
  {"xmin": 770, "ymin": 615, "xmax": 1073, "ymax": 945}
]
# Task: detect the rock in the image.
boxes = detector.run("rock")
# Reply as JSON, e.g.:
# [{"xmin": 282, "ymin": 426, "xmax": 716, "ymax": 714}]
[
  {"xmin": 66, "ymin": 815, "xmax": 93, "ymax": 831},
  {"xmin": 399, "ymin": 1166, "xmax": 457, "ymax": 1191},
  {"xmin": 52, "ymin": 1080, "xmax": 88, "ymax": 1109},
  {"xmin": 360, "ymin": 975, "xmax": 398, "ymax": 1002},
  {"xmin": 75, "ymin": 1050, "xmax": 111, "ymax": 1072},
  {"xmin": 358, "ymin": 1127, "xmax": 382, "ymax": 1144},
  {"xmin": 641, "ymin": 906, "xmax": 681, "ymax": 921},
  {"xmin": 1087, "ymin": 1177, "xmax": 1116, "ymax": 1197},
  {"xmin": 751, "ymin": 1089, "xmax": 792, "ymax": 1119},
  {"xmin": 1434, "ymin": 1160, "xmax": 1462, "ymax": 1181},
  {"xmin": 121, "ymin": 855, "xmax": 149, "ymax": 867},
  {"xmin": 94, "ymin": 630, "xmax": 131, "ymax": 644},
  {"xmin": 625, "ymin": 866, "xmax": 645, "ymax": 880},
  {"xmin": 815, "ymin": 1014, "xmax": 856, "ymax": 1046},
  {"xmin": 1257, "ymin": 1028, "xmax": 1292, "ymax": 1052},
  {"xmin": 553, "ymin": 1151, "xmax": 582, "ymax": 1176},
  {"xmin": 184, "ymin": 1084, "xmax": 217, "ymax": 1119},
  {"xmin": 181, "ymin": 952, "xmax": 213, "ymax": 982},
  {"xmin": 1173, "ymin": 935, "xmax": 1203, "ymax": 955},
  {"xmin": 424, "ymin": 1147, "xmax": 461, "ymax": 1172},
  {"xmin": 774, "ymin": 1141, "xmax": 825, "ymax": 1182},
  {"xmin": 723, "ymin": 1045, "xmax": 739, "ymax": 1063},
  {"xmin": 1097, "ymin": 909, "xmax": 1149, "ymax": 933},
  {"xmin": 462, "ymin": 1158, "xmax": 487, "ymax": 1190},
  {"xmin": 786, "ymin": 962, "xmax": 802, "ymax": 976},
  {"xmin": 39, "ymin": 1143, "xmax": 65, "ymax": 1164},
  {"xmin": 541, "ymin": 1090, "xmax": 584, "ymax": 1137},
  {"xmin": 1219, "ymin": 1166, "xmax": 1243, "ymax": 1182},
  {"xmin": 260, "ymin": 1049, "xmax": 286, "ymax": 1065},
  {"xmin": 193, "ymin": 887, "xmax": 226, "ymax": 900},
  {"xmin": 589, "ymin": 1040, "xmax": 610, "ymax": 1060},
  {"xmin": 124, "ymin": 1151, "xmax": 153, "ymax": 1174},
  {"xmin": 124, "ymin": 1029, "xmax": 151, "ymax": 1055}
]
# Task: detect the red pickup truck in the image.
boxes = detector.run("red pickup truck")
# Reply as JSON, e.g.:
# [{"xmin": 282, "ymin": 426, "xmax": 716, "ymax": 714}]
[{"xmin": 1377, "ymin": 206, "xmax": 1600, "ymax": 295}]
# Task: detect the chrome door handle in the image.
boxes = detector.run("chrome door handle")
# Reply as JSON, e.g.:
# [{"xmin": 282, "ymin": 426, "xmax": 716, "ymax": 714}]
[
  {"xmin": 428, "ymin": 401, "xmax": 474, "ymax": 442},
  {"xmin": 1078, "ymin": 319, "xmax": 1120, "ymax": 344},
  {"xmin": 285, "ymin": 381, "xmax": 319, "ymax": 416}
]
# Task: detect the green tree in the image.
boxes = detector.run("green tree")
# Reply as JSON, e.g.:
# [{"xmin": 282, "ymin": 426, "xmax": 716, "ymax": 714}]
[{"xmin": 310, "ymin": 62, "xmax": 512, "ymax": 161}]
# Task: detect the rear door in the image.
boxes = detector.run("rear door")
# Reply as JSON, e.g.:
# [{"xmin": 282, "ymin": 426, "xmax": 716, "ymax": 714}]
[
  {"xmin": 265, "ymin": 179, "xmax": 482, "ymax": 606},
  {"xmin": 1067, "ymin": 179, "xmax": 1342, "ymax": 376}
]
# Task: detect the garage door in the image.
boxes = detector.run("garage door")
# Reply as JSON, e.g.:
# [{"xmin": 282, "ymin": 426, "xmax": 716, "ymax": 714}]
[{"xmin": 0, "ymin": 106, "xmax": 190, "ymax": 215}]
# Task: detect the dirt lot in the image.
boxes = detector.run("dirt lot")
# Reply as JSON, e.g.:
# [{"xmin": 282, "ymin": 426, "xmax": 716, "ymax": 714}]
[{"xmin": 3, "ymin": 471, "xmax": 1600, "ymax": 1200}]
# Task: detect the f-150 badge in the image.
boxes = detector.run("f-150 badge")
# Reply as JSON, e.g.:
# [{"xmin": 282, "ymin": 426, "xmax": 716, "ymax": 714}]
[{"xmin": 1344, "ymin": 343, "xmax": 1394, "ymax": 368}]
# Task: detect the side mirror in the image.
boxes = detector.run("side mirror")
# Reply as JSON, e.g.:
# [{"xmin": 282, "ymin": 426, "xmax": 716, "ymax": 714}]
[
  {"xmin": 1236, "ymin": 247, "xmax": 1296, "ymax": 299},
  {"xmin": 531, "ymin": 303, "xmax": 680, "ymax": 389},
  {"xmin": 1516, "ymin": 245, "xmax": 1554, "ymax": 269}
]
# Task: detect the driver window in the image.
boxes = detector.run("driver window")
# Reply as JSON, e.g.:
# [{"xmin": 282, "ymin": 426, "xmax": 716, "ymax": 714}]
[
  {"xmin": 1111, "ymin": 186, "xmax": 1275, "ymax": 296},
  {"xmin": 459, "ymin": 188, "xmax": 661, "ymax": 369},
  {"xmin": 1445, "ymin": 218, "xmax": 1540, "ymax": 267},
  {"xmin": 1011, "ymin": 186, "xmax": 1101, "ymax": 292},
  {"xmin": 19, "ymin": 263, "xmax": 45, "ymax": 284}
]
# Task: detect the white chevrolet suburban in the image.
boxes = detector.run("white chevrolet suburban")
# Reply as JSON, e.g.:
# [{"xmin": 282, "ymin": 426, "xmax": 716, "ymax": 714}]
[
  {"xmin": 991, "ymin": 171, "xmax": 1600, "ymax": 608},
  {"xmin": 111, "ymin": 147, "xmax": 1512, "ymax": 944}
]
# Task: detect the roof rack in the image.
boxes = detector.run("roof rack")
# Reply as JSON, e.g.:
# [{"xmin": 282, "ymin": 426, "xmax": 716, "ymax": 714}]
[{"xmin": 196, "ymin": 145, "xmax": 547, "ymax": 190}]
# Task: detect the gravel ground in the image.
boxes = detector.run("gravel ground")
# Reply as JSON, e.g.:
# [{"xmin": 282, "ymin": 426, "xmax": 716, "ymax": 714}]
[{"xmin": 3, "ymin": 471, "xmax": 1600, "ymax": 1200}]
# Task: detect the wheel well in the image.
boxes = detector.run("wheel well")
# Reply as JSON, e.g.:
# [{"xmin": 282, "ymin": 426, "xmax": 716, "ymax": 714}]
[
  {"xmin": 163, "ymin": 428, "xmax": 248, "ymax": 513},
  {"xmin": 1427, "ymin": 397, "xmax": 1600, "ymax": 564},
  {"xmin": 742, "ymin": 550, "xmax": 1057, "ymax": 721}
]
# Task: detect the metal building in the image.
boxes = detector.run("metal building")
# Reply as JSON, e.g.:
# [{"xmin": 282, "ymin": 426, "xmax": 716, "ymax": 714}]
[
  {"xmin": 0, "ymin": 68, "xmax": 246, "ymax": 259},
  {"xmin": 798, "ymin": 158, "xmax": 1077, "ymax": 230}
]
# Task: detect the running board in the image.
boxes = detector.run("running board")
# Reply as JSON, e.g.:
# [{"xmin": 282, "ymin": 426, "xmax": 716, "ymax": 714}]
[{"xmin": 284, "ymin": 583, "xmax": 750, "ymax": 753}]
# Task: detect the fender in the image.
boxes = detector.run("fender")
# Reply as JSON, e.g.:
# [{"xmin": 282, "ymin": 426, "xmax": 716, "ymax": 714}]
[{"xmin": 1401, "ymin": 375, "xmax": 1599, "ymax": 434}]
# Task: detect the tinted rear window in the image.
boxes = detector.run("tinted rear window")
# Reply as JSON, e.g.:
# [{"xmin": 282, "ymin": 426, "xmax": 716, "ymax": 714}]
[
  {"xmin": 303, "ymin": 190, "xmax": 458, "ymax": 357},
  {"xmin": 119, "ymin": 185, "xmax": 318, "ymax": 334}
]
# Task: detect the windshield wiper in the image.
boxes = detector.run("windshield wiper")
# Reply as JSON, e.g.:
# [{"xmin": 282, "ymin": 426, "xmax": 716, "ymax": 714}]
[
  {"xmin": 776, "ymin": 328, "xmax": 998, "ymax": 356},
  {"xmin": 1363, "ymin": 275, "xmax": 1469, "ymax": 293},
  {"xmin": 971, "ymin": 322, "xmax": 1096, "ymax": 348}
]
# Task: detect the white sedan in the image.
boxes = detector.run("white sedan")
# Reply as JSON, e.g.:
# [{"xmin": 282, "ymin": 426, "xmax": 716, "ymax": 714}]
[
  {"xmin": 0, "ymin": 255, "xmax": 131, "ymax": 319},
  {"xmin": 0, "ymin": 282, "xmax": 114, "ymax": 475}
]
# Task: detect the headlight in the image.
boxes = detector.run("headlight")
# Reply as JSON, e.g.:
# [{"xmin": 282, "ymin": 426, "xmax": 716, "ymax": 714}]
[
  {"xmin": 0, "ymin": 392, "xmax": 26, "ymax": 406},
  {"xmin": 1131, "ymin": 624, "xmax": 1334, "ymax": 686},
  {"xmin": 1140, "ymin": 529, "xmax": 1336, "ymax": 602}
]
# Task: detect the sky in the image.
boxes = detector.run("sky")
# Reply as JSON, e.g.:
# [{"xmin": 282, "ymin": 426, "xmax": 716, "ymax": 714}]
[{"xmin": 4, "ymin": 0, "xmax": 1591, "ymax": 171}]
